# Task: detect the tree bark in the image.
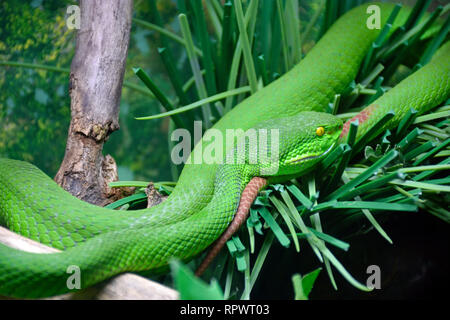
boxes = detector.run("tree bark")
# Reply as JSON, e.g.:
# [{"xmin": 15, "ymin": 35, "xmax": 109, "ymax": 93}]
[{"xmin": 55, "ymin": 0, "xmax": 133, "ymax": 206}]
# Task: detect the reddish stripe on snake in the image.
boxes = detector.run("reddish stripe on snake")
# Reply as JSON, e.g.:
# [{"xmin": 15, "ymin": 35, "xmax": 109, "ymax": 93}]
[
  {"xmin": 340, "ymin": 104, "xmax": 377, "ymax": 138},
  {"xmin": 195, "ymin": 177, "xmax": 268, "ymax": 276}
]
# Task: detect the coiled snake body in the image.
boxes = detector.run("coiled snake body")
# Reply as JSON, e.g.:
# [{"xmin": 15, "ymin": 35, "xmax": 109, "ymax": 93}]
[{"xmin": 0, "ymin": 2, "xmax": 449, "ymax": 298}]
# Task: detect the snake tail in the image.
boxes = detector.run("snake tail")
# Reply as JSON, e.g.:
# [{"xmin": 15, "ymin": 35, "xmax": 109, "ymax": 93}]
[{"xmin": 195, "ymin": 177, "xmax": 268, "ymax": 276}]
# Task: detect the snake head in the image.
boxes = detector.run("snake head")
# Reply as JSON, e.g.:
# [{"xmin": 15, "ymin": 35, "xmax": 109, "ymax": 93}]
[{"xmin": 256, "ymin": 111, "xmax": 343, "ymax": 177}]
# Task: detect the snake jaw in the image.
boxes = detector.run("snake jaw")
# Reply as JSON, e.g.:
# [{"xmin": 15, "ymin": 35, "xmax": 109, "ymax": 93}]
[{"xmin": 286, "ymin": 142, "xmax": 336, "ymax": 164}]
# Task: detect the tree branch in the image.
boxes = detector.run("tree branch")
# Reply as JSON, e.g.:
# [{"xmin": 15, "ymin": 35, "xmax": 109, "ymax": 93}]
[{"xmin": 55, "ymin": 0, "xmax": 134, "ymax": 206}]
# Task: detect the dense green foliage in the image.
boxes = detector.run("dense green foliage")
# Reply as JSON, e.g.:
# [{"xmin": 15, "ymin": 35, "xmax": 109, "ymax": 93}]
[
  {"xmin": 0, "ymin": 0, "xmax": 73, "ymax": 174},
  {"xmin": 0, "ymin": 0, "xmax": 178, "ymax": 181}
]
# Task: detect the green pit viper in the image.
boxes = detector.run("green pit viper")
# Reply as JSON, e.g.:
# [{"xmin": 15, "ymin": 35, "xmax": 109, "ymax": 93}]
[{"xmin": 0, "ymin": 2, "xmax": 449, "ymax": 298}]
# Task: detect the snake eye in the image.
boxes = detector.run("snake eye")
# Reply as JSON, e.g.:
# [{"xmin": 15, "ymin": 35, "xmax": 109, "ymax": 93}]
[{"xmin": 316, "ymin": 127, "xmax": 325, "ymax": 136}]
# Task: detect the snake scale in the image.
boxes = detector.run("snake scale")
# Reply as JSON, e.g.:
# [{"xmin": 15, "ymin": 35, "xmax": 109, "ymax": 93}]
[{"xmin": 0, "ymin": 2, "xmax": 449, "ymax": 298}]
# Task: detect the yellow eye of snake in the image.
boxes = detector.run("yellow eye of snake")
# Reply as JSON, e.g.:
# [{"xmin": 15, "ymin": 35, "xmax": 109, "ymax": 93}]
[{"xmin": 316, "ymin": 127, "xmax": 325, "ymax": 136}]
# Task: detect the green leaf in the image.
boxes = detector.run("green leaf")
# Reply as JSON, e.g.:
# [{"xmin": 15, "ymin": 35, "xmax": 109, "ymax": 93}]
[
  {"xmin": 135, "ymin": 87, "xmax": 250, "ymax": 120},
  {"xmin": 269, "ymin": 195, "xmax": 300, "ymax": 252},
  {"xmin": 178, "ymin": 13, "xmax": 212, "ymax": 127},
  {"xmin": 226, "ymin": 236, "xmax": 247, "ymax": 272},
  {"xmin": 346, "ymin": 120, "xmax": 359, "ymax": 147},
  {"xmin": 234, "ymin": 0, "xmax": 259, "ymax": 94},
  {"xmin": 301, "ymin": 268, "xmax": 322, "ymax": 298},
  {"xmin": 292, "ymin": 268, "xmax": 322, "ymax": 300},
  {"xmin": 311, "ymin": 200, "xmax": 417, "ymax": 212},
  {"xmin": 109, "ymin": 181, "xmax": 149, "ymax": 188},
  {"xmin": 133, "ymin": 67, "xmax": 186, "ymax": 129},
  {"xmin": 132, "ymin": 18, "xmax": 203, "ymax": 56},
  {"xmin": 292, "ymin": 274, "xmax": 306, "ymax": 300},
  {"xmin": 170, "ymin": 260, "xmax": 224, "ymax": 300},
  {"xmin": 307, "ymin": 228, "xmax": 350, "ymax": 251},
  {"xmin": 396, "ymin": 108, "xmax": 418, "ymax": 138},
  {"xmin": 104, "ymin": 193, "xmax": 147, "ymax": 209},
  {"xmin": 413, "ymin": 138, "xmax": 450, "ymax": 166},
  {"xmin": 286, "ymin": 184, "xmax": 313, "ymax": 209},
  {"xmin": 390, "ymin": 179, "xmax": 450, "ymax": 192},
  {"xmin": 413, "ymin": 157, "xmax": 450, "ymax": 181},
  {"xmin": 351, "ymin": 111, "xmax": 395, "ymax": 155},
  {"xmin": 326, "ymin": 149, "xmax": 399, "ymax": 200},
  {"xmin": 258, "ymin": 207, "xmax": 290, "ymax": 248},
  {"xmin": 0, "ymin": 60, "xmax": 154, "ymax": 98},
  {"xmin": 247, "ymin": 231, "xmax": 275, "ymax": 296},
  {"xmin": 247, "ymin": 208, "xmax": 263, "ymax": 235}
]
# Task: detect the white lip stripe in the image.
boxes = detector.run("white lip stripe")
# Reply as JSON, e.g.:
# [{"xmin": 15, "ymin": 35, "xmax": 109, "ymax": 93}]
[{"xmin": 289, "ymin": 142, "xmax": 336, "ymax": 164}]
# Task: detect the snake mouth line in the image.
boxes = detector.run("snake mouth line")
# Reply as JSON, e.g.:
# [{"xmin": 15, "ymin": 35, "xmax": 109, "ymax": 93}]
[{"xmin": 288, "ymin": 142, "xmax": 336, "ymax": 164}]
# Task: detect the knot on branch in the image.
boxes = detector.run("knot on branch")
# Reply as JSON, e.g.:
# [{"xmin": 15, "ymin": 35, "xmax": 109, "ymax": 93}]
[{"xmin": 145, "ymin": 183, "xmax": 168, "ymax": 208}]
